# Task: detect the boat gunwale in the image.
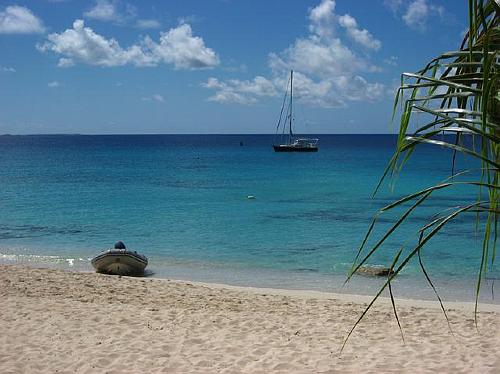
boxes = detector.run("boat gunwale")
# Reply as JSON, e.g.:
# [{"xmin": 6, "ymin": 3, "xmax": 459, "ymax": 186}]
[{"xmin": 91, "ymin": 251, "xmax": 148, "ymax": 266}]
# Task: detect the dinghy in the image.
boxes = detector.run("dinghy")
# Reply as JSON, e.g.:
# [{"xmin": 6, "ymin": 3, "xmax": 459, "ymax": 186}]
[{"xmin": 91, "ymin": 241, "xmax": 148, "ymax": 276}]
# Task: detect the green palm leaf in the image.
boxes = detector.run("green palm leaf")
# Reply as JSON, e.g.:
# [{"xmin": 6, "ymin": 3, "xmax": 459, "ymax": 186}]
[{"xmin": 344, "ymin": 0, "xmax": 499, "ymax": 348}]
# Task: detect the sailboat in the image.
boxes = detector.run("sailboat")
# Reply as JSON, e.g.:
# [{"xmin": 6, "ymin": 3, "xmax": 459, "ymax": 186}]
[{"xmin": 273, "ymin": 70, "xmax": 318, "ymax": 152}]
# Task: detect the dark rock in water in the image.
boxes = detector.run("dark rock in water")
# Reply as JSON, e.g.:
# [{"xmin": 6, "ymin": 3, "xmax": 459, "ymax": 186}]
[
  {"xmin": 114, "ymin": 241, "xmax": 126, "ymax": 250},
  {"xmin": 356, "ymin": 265, "xmax": 394, "ymax": 277}
]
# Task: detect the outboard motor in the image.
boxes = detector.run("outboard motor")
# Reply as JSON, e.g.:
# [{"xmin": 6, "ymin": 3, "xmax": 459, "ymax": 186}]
[{"xmin": 114, "ymin": 241, "xmax": 126, "ymax": 250}]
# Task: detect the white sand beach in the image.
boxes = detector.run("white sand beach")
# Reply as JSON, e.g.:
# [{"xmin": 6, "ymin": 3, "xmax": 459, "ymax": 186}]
[{"xmin": 1, "ymin": 264, "xmax": 499, "ymax": 373}]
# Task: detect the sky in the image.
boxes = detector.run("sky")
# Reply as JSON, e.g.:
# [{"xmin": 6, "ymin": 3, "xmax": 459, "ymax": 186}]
[{"xmin": 0, "ymin": 0, "xmax": 469, "ymax": 134}]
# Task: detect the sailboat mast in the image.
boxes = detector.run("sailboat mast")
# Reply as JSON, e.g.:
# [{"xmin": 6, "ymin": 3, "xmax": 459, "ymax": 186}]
[{"xmin": 289, "ymin": 70, "xmax": 293, "ymax": 143}]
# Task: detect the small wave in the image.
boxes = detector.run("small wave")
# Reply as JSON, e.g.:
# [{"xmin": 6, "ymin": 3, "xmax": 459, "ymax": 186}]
[
  {"xmin": 0, "ymin": 252, "xmax": 88, "ymax": 268},
  {"xmin": 1, "ymin": 253, "xmax": 60, "ymax": 261}
]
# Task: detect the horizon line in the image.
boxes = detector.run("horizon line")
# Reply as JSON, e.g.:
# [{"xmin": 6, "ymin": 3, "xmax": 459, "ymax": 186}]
[{"xmin": 0, "ymin": 133, "xmax": 400, "ymax": 136}]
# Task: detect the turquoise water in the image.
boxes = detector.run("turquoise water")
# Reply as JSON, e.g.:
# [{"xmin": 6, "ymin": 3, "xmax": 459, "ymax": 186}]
[{"xmin": 0, "ymin": 134, "xmax": 497, "ymax": 302}]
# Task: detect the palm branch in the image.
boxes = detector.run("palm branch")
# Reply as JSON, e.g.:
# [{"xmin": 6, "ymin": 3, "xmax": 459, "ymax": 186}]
[{"xmin": 342, "ymin": 0, "xmax": 500, "ymax": 351}]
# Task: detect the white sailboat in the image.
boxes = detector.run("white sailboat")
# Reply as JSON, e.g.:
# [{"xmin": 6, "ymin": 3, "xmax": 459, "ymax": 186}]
[{"xmin": 273, "ymin": 70, "xmax": 318, "ymax": 152}]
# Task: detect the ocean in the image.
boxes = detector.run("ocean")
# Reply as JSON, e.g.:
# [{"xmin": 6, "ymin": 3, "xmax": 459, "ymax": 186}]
[{"xmin": 0, "ymin": 134, "xmax": 497, "ymax": 302}]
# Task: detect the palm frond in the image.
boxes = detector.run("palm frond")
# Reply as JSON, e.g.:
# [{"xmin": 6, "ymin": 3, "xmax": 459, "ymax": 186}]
[{"xmin": 345, "ymin": 0, "xmax": 499, "ymax": 348}]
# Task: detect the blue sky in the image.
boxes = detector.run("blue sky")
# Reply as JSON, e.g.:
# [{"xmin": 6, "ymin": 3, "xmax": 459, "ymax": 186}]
[{"xmin": 0, "ymin": 0, "xmax": 468, "ymax": 134}]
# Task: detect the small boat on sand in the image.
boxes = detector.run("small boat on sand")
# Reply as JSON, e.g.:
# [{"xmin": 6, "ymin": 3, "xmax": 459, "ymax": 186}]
[{"xmin": 91, "ymin": 241, "xmax": 148, "ymax": 276}]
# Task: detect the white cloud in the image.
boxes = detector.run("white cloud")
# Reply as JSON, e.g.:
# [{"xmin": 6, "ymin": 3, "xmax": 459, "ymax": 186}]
[
  {"xmin": 222, "ymin": 63, "xmax": 248, "ymax": 73},
  {"xmin": 269, "ymin": 0, "xmax": 381, "ymax": 79},
  {"xmin": 383, "ymin": 56, "xmax": 398, "ymax": 66},
  {"xmin": 136, "ymin": 19, "xmax": 161, "ymax": 29},
  {"xmin": 212, "ymin": 91, "xmax": 256, "ymax": 105},
  {"xmin": 57, "ymin": 57, "xmax": 74, "ymax": 67},
  {"xmin": 338, "ymin": 14, "xmax": 381, "ymax": 51},
  {"xmin": 383, "ymin": 0, "xmax": 403, "ymax": 14},
  {"xmin": 84, "ymin": 0, "xmax": 117, "ymax": 21},
  {"xmin": 403, "ymin": 0, "xmax": 429, "ymax": 30},
  {"xmin": 0, "ymin": 5, "xmax": 45, "ymax": 34},
  {"xmin": 268, "ymin": 38, "xmax": 366, "ymax": 80},
  {"xmin": 386, "ymin": 0, "xmax": 445, "ymax": 31},
  {"xmin": 48, "ymin": 81, "xmax": 60, "ymax": 88},
  {"xmin": 276, "ymin": 71, "xmax": 344, "ymax": 108},
  {"xmin": 84, "ymin": 0, "xmax": 135, "ymax": 23},
  {"xmin": 202, "ymin": 76, "xmax": 276, "ymax": 105},
  {"xmin": 142, "ymin": 94, "xmax": 165, "ymax": 103},
  {"xmin": 432, "ymin": 4, "xmax": 445, "ymax": 18},
  {"xmin": 203, "ymin": 78, "xmax": 257, "ymax": 105},
  {"xmin": 308, "ymin": 0, "xmax": 336, "ymax": 39},
  {"xmin": 203, "ymin": 0, "xmax": 384, "ymax": 108},
  {"xmin": 38, "ymin": 19, "xmax": 219, "ymax": 70},
  {"xmin": 232, "ymin": 76, "xmax": 277, "ymax": 96},
  {"xmin": 1, "ymin": 66, "xmax": 16, "ymax": 73},
  {"xmin": 306, "ymin": 0, "xmax": 381, "ymax": 50},
  {"xmin": 37, "ymin": 19, "xmax": 154, "ymax": 67},
  {"xmin": 143, "ymin": 23, "xmax": 219, "ymax": 70},
  {"xmin": 177, "ymin": 15, "xmax": 201, "ymax": 25},
  {"xmin": 335, "ymin": 75, "xmax": 385, "ymax": 102},
  {"xmin": 153, "ymin": 94, "xmax": 164, "ymax": 102}
]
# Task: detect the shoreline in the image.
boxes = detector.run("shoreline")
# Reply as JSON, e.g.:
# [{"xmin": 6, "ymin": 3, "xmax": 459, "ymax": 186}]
[
  {"xmin": 1, "ymin": 264, "xmax": 500, "ymax": 373},
  {"xmin": 163, "ymin": 276, "xmax": 500, "ymax": 314},
  {"xmin": 8, "ymin": 262, "xmax": 500, "ymax": 311},
  {"xmin": 2, "ymin": 254, "xmax": 498, "ymax": 305}
]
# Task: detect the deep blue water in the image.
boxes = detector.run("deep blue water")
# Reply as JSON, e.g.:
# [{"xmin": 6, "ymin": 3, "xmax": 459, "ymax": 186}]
[{"xmin": 0, "ymin": 134, "xmax": 497, "ymax": 302}]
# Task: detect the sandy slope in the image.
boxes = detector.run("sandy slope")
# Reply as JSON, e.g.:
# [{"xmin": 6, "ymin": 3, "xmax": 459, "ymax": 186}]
[{"xmin": 1, "ymin": 265, "xmax": 499, "ymax": 373}]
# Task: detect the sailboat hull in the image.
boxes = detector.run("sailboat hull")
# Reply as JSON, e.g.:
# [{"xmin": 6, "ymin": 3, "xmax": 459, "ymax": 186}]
[{"xmin": 273, "ymin": 145, "xmax": 318, "ymax": 152}]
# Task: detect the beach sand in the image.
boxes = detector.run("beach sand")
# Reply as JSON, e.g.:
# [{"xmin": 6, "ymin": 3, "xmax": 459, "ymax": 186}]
[{"xmin": 1, "ymin": 265, "xmax": 499, "ymax": 373}]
